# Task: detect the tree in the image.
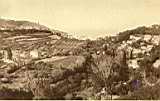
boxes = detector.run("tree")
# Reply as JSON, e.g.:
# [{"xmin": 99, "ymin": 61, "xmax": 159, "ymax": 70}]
[{"xmin": 27, "ymin": 62, "xmax": 53, "ymax": 99}]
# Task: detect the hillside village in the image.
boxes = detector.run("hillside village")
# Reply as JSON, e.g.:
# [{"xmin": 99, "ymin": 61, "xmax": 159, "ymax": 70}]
[{"xmin": 0, "ymin": 19, "xmax": 160, "ymax": 100}]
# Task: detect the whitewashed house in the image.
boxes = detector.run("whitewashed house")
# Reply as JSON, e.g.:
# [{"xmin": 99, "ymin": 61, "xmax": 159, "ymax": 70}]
[{"xmin": 30, "ymin": 49, "xmax": 39, "ymax": 58}]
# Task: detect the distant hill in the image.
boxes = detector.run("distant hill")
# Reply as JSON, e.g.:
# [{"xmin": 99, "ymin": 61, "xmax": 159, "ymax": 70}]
[
  {"xmin": 0, "ymin": 19, "xmax": 85, "ymax": 58},
  {"xmin": 0, "ymin": 18, "xmax": 49, "ymax": 30}
]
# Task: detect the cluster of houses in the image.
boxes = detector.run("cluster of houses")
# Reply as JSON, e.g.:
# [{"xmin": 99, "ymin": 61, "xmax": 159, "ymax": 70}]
[
  {"xmin": 118, "ymin": 34, "xmax": 160, "ymax": 69},
  {"xmin": 94, "ymin": 33, "xmax": 160, "ymax": 70}
]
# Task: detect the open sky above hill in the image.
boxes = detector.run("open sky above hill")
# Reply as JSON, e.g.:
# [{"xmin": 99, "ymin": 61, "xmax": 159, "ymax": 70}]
[{"xmin": 1, "ymin": 0, "xmax": 160, "ymax": 39}]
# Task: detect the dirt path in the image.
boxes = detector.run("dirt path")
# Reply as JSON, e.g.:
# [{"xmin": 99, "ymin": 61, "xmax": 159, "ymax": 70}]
[{"xmin": 36, "ymin": 56, "xmax": 67, "ymax": 63}]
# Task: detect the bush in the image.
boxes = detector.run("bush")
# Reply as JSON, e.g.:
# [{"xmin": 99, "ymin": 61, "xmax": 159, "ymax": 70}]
[
  {"xmin": 117, "ymin": 84, "xmax": 160, "ymax": 100},
  {"xmin": 0, "ymin": 86, "xmax": 33, "ymax": 100}
]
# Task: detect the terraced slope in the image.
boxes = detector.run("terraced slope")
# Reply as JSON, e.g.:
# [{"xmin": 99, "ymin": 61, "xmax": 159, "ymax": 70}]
[
  {"xmin": 0, "ymin": 19, "xmax": 85, "ymax": 60},
  {"xmin": 0, "ymin": 19, "xmax": 88, "ymax": 99}
]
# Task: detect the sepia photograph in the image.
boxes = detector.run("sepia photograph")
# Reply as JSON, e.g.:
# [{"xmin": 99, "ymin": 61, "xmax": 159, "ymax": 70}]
[{"xmin": 0, "ymin": 0, "xmax": 160, "ymax": 100}]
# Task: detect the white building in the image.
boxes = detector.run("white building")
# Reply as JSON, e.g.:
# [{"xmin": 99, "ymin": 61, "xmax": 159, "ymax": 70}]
[
  {"xmin": 153, "ymin": 59, "xmax": 160, "ymax": 68},
  {"xmin": 30, "ymin": 49, "xmax": 39, "ymax": 58}
]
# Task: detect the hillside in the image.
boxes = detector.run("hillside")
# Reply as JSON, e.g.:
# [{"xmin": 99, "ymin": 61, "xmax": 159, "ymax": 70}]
[
  {"xmin": 87, "ymin": 25, "xmax": 160, "ymax": 100},
  {"xmin": 0, "ymin": 19, "xmax": 88, "ymax": 99},
  {"xmin": 0, "ymin": 19, "xmax": 85, "ymax": 58},
  {"xmin": 0, "ymin": 18, "xmax": 160, "ymax": 100}
]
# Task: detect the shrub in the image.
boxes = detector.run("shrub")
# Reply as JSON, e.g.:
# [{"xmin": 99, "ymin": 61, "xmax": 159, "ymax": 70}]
[
  {"xmin": 117, "ymin": 84, "xmax": 160, "ymax": 100},
  {"xmin": 0, "ymin": 86, "xmax": 33, "ymax": 100}
]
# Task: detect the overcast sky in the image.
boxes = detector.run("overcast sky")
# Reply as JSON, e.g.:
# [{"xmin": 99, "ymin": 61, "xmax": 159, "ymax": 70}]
[{"xmin": 1, "ymin": 0, "xmax": 160, "ymax": 39}]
